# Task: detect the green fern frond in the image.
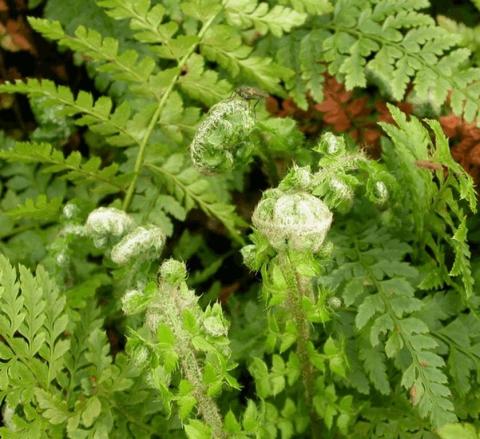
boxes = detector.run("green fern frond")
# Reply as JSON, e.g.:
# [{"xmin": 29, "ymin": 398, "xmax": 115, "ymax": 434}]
[
  {"xmin": 449, "ymin": 218, "xmax": 475, "ymax": 299},
  {"xmin": 301, "ymin": 0, "xmax": 480, "ymax": 123},
  {"xmin": 324, "ymin": 0, "xmax": 445, "ymax": 97},
  {"xmin": 157, "ymin": 92, "xmax": 200, "ymax": 144},
  {"xmin": 276, "ymin": 30, "xmax": 329, "ymax": 109},
  {"xmin": 284, "ymin": 0, "xmax": 333, "ymax": 15},
  {"xmin": 327, "ymin": 226, "xmax": 457, "ymax": 428},
  {"xmin": 358, "ymin": 337, "xmax": 390, "ymax": 395},
  {"xmin": 130, "ymin": 185, "xmax": 187, "ymax": 237},
  {"xmin": 223, "ymin": 0, "xmax": 307, "ymax": 37},
  {"xmin": 202, "ymin": 25, "xmax": 292, "ymax": 94},
  {"xmin": 0, "ymin": 142, "xmax": 126, "ymax": 196},
  {"xmin": 380, "ymin": 106, "xmax": 476, "ymax": 299},
  {"xmin": 0, "ymin": 79, "xmax": 140, "ymax": 147},
  {"xmin": 4, "ymin": 195, "xmax": 63, "ymax": 222},
  {"xmin": 178, "ymin": 54, "xmax": 232, "ymax": 106},
  {"xmin": 97, "ymin": 0, "xmax": 202, "ymax": 60},
  {"xmin": 0, "ymin": 255, "xmax": 69, "ymax": 405},
  {"xmin": 146, "ymin": 153, "xmax": 246, "ymax": 243},
  {"xmin": 421, "ymin": 294, "xmax": 480, "ymax": 400},
  {"xmin": 28, "ymin": 18, "xmax": 160, "ymax": 98}
]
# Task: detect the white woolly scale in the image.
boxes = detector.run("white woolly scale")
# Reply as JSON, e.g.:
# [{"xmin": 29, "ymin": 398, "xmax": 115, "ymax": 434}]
[
  {"xmin": 323, "ymin": 132, "xmax": 340, "ymax": 154},
  {"xmin": 203, "ymin": 315, "xmax": 228, "ymax": 337},
  {"xmin": 329, "ymin": 177, "xmax": 354, "ymax": 201},
  {"xmin": 374, "ymin": 181, "xmax": 389, "ymax": 202},
  {"xmin": 253, "ymin": 191, "xmax": 333, "ymax": 253},
  {"xmin": 110, "ymin": 226, "xmax": 166, "ymax": 266},
  {"xmin": 85, "ymin": 207, "xmax": 134, "ymax": 247},
  {"xmin": 121, "ymin": 289, "xmax": 144, "ymax": 315},
  {"xmin": 190, "ymin": 96, "xmax": 255, "ymax": 174},
  {"xmin": 62, "ymin": 203, "xmax": 78, "ymax": 219}
]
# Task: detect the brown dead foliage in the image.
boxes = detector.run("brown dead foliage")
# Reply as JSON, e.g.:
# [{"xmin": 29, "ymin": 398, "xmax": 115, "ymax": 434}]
[
  {"xmin": 267, "ymin": 75, "xmax": 413, "ymax": 157},
  {"xmin": 267, "ymin": 75, "xmax": 480, "ymax": 186}
]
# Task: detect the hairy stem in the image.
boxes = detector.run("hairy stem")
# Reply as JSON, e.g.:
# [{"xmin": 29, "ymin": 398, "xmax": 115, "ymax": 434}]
[
  {"xmin": 160, "ymin": 285, "xmax": 225, "ymax": 438},
  {"xmin": 122, "ymin": 14, "xmax": 218, "ymax": 211},
  {"xmin": 177, "ymin": 345, "xmax": 225, "ymax": 438},
  {"xmin": 280, "ymin": 252, "xmax": 321, "ymax": 439}
]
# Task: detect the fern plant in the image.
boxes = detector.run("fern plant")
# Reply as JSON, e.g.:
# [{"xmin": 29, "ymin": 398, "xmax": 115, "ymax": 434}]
[
  {"xmin": 1, "ymin": 0, "xmax": 480, "ymax": 438},
  {"xmin": 272, "ymin": 0, "xmax": 480, "ymax": 124}
]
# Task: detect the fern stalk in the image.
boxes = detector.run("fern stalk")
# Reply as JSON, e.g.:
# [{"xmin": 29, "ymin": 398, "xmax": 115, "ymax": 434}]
[
  {"xmin": 177, "ymin": 344, "xmax": 225, "ymax": 438},
  {"xmin": 280, "ymin": 252, "xmax": 322, "ymax": 438},
  {"xmin": 146, "ymin": 269, "xmax": 227, "ymax": 438},
  {"xmin": 122, "ymin": 13, "xmax": 219, "ymax": 211}
]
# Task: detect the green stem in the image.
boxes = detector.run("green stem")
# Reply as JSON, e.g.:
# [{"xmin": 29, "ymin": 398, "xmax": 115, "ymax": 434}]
[
  {"xmin": 0, "ymin": 223, "xmax": 39, "ymax": 240},
  {"xmin": 156, "ymin": 283, "xmax": 225, "ymax": 438},
  {"xmin": 280, "ymin": 251, "xmax": 322, "ymax": 439},
  {"xmin": 122, "ymin": 14, "xmax": 218, "ymax": 211},
  {"xmin": 178, "ymin": 345, "xmax": 225, "ymax": 438}
]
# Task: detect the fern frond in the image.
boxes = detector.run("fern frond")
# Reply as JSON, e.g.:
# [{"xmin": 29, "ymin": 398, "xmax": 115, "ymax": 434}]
[
  {"xmin": 426, "ymin": 120, "xmax": 477, "ymax": 213},
  {"xmin": 380, "ymin": 106, "xmax": 477, "ymax": 299},
  {"xmin": 319, "ymin": 0, "xmax": 480, "ymax": 123},
  {"xmin": 146, "ymin": 153, "xmax": 246, "ymax": 244},
  {"xmin": 351, "ymin": 399, "xmax": 439, "ymax": 438},
  {"xmin": 28, "ymin": 18, "xmax": 160, "ymax": 98},
  {"xmin": 130, "ymin": 184, "xmax": 187, "ymax": 237},
  {"xmin": 284, "ymin": 0, "xmax": 333, "ymax": 15},
  {"xmin": 97, "ymin": 0, "xmax": 176, "ymax": 38},
  {"xmin": 326, "ymin": 226, "xmax": 457, "ymax": 427},
  {"xmin": 449, "ymin": 218, "xmax": 475, "ymax": 300},
  {"xmin": 4, "ymin": 195, "xmax": 63, "ymax": 223},
  {"xmin": 158, "ymin": 92, "xmax": 200, "ymax": 144},
  {"xmin": 399, "ymin": 320, "xmax": 456, "ymax": 428},
  {"xmin": 0, "ymin": 79, "xmax": 140, "ymax": 147},
  {"xmin": 0, "ymin": 142, "xmax": 126, "ymax": 196},
  {"xmin": 276, "ymin": 30, "xmax": 328, "ymax": 109},
  {"xmin": 0, "ymin": 255, "xmax": 69, "ymax": 403},
  {"xmin": 358, "ymin": 336, "xmax": 390, "ymax": 395},
  {"xmin": 178, "ymin": 54, "xmax": 232, "ymax": 106},
  {"xmin": 202, "ymin": 25, "xmax": 292, "ymax": 94},
  {"xmin": 223, "ymin": 0, "xmax": 307, "ymax": 37},
  {"xmin": 421, "ymin": 294, "xmax": 480, "ymax": 400},
  {"xmin": 97, "ymin": 0, "xmax": 196, "ymax": 60}
]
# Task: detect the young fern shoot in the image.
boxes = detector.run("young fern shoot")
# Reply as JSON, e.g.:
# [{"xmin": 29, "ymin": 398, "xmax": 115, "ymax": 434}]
[
  {"xmin": 251, "ymin": 188, "xmax": 334, "ymax": 436},
  {"xmin": 123, "ymin": 259, "xmax": 239, "ymax": 438}
]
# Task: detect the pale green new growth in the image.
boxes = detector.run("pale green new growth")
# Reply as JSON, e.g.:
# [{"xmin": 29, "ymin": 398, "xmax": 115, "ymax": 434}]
[
  {"xmin": 190, "ymin": 95, "xmax": 256, "ymax": 175},
  {"xmin": 124, "ymin": 259, "xmax": 238, "ymax": 438},
  {"xmin": 252, "ymin": 189, "xmax": 333, "ymax": 253},
  {"xmin": 110, "ymin": 225, "xmax": 166, "ymax": 265},
  {"xmin": 85, "ymin": 206, "xmax": 135, "ymax": 247}
]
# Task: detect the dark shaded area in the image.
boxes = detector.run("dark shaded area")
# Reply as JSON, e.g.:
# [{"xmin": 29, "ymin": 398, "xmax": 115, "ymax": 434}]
[
  {"xmin": 430, "ymin": 0, "xmax": 479, "ymax": 26},
  {"xmin": 0, "ymin": 1, "xmax": 97, "ymax": 141}
]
